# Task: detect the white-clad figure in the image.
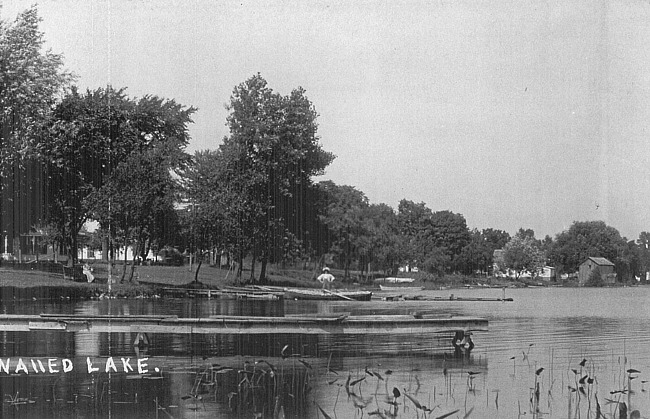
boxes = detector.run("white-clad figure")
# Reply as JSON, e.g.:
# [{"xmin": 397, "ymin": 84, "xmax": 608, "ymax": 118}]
[
  {"xmin": 82, "ymin": 262, "xmax": 94, "ymax": 283},
  {"xmin": 317, "ymin": 267, "xmax": 335, "ymax": 290}
]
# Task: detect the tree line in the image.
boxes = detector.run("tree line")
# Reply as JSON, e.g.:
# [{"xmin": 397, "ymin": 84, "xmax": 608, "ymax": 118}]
[{"xmin": 2, "ymin": 7, "xmax": 649, "ymax": 284}]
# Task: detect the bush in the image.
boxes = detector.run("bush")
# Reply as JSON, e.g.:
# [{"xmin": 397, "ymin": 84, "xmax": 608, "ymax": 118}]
[
  {"xmin": 586, "ymin": 267, "xmax": 604, "ymax": 287},
  {"xmin": 157, "ymin": 247, "xmax": 184, "ymax": 266}
]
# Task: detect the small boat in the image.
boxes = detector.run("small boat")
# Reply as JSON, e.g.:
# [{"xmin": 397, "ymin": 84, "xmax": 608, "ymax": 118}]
[
  {"xmin": 379, "ymin": 285, "xmax": 424, "ymax": 291},
  {"xmin": 381, "ymin": 295, "xmax": 513, "ymax": 302},
  {"xmin": 284, "ymin": 288, "xmax": 373, "ymax": 301},
  {"xmin": 159, "ymin": 287, "xmax": 282, "ymax": 300},
  {"xmin": 375, "ymin": 277, "xmax": 416, "ymax": 284}
]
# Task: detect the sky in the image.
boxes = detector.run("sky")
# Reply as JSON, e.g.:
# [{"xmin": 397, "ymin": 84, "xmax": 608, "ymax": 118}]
[{"xmin": 3, "ymin": 0, "xmax": 650, "ymax": 240}]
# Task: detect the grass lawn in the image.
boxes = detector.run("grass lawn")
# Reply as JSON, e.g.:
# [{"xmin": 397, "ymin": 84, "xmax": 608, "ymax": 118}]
[
  {"xmin": 0, "ymin": 261, "xmax": 549, "ymax": 294},
  {"xmin": 0, "ymin": 263, "xmax": 322, "ymax": 290}
]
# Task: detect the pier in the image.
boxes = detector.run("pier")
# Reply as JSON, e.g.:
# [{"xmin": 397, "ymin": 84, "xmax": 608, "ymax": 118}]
[{"xmin": 0, "ymin": 313, "xmax": 488, "ymax": 336}]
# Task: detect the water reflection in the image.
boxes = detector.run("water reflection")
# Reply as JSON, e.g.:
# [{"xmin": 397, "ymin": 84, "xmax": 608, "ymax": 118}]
[{"xmin": 1, "ymin": 287, "xmax": 650, "ymax": 417}]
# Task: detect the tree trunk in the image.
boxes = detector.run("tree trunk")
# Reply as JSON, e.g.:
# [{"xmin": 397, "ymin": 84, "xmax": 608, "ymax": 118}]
[
  {"xmin": 259, "ymin": 257, "xmax": 268, "ymax": 284},
  {"xmin": 140, "ymin": 237, "xmax": 149, "ymax": 262},
  {"xmin": 236, "ymin": 249, "xmax": 243, "ymax": 280},
  {"xmin": 128, "ymin": 238, "xmax": 140, "ymax": 283},
  {"xmin": 120, "ymin": 236, "xmax": 128, "ymax": 283},
  {"xmin": 194, "ymin": 254, "xmax": 203, "ymax": 283},
  {"xmin": 249, "ymin": 248, "xmax": 257, "ymax": 283}
]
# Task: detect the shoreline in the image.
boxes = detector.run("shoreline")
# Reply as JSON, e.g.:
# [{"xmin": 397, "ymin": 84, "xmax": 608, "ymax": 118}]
[{"xmin": 2, "ymin": 265, "xmax": 626, "ymax": 300}]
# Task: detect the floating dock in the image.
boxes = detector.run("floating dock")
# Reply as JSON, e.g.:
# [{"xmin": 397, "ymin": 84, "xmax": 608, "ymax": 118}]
[
  {"xmin": 381, "ymin": 295, "xmax": 513, "ymax": 302},
  {"xmin": 0, "ymin": 313, "xmax": 488, "ymax": 336}
]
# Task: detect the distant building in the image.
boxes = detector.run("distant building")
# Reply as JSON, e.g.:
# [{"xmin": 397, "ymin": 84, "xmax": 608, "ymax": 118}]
[
  {"xmin": 538, "ymin": 266, "xmax": 556, "ymax": 280},
  {"xmin": 578, "ymin": 257, "xmax": 615, "ymax": 285}
]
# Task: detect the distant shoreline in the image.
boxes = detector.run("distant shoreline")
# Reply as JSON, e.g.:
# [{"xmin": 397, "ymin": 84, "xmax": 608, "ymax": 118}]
[{"xmin": 1, "ymin": 265, "xmax": 636, "ymax": 299}]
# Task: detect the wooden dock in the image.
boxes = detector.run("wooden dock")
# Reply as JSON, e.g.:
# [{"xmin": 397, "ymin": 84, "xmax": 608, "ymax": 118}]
[
  {"xmin": 0, "ymin": 313, "xmax": 488, "ymax": 335},
  {"xmin": 381, "ymin": 295, "xmax": 513, "ymax": 302}
]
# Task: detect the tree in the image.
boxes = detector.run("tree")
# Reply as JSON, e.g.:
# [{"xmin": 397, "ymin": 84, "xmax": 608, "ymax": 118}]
[
  {"xmin": 502, "ymin": 234, "xmax": 545, "ymax": 279},
  {"xmin": 0, "ymin": 6, "xmax": 72, "ymax": 168},
  {"xmin": 457, "ymin": 229, "xmax": 492, "ymax": 275},
  {"xmin": 40, "ymin": 86, "xmax": 195, "ymax": 266},
  {"xmin": 90, "ymin": 149, "xmax": 180, "ymax": 282},
  {"xmin": 357, "ymin": 203, "xmax": 402, "ymax": 279},
  {"xmin": 396, "ymin": 201, "xmax": 470, "ymax": 273},
  {"xmin": 0, "ymin": 6, "xmax": 72, "ymax": 254},
  {"xmin": 637, "ymin": 231, "xmax": 650, "ymax": 278},
  {"xmin": 396, "ymin": 200, "xmax": 434, "ymax": 269},
  {"xmin": 548, "ymin": 221, "xmax": 627, "ymax": 275},
  {"xmin": 586, "ymin": 266, "xmax": 604, "ymax": 287},
  {"xmin": 516, "ymin": 228, "xmax": 536, "ymax": 240},
  {"xmin": 220, "ymin": 74, "xmax": 334, "ymax": 283},
  {"xmin": 422, "ymin": 247, "xmax": 451, "ymax": 277},
  {"xmin": 482, "ymin": 228, "xmax": 511, "ymax": 250},
  {"xmin": 182, "ymin": 149, "xmax": 250, "ymax": 279},
  {"xmin": 318, "ymin": 181, "xmax": 368, "ymax": 280},
  {"xmin": 429, "ymin": 210, "xmax": 471, "ymax": 271}
]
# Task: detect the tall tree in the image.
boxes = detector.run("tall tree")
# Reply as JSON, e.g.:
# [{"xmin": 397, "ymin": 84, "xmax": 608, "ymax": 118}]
[
  {"xmin": 396, "ymin": 200, "xmax": 434, "ymax": 268},
  {"xmin": 396, "ymin": 201, "xmax": 470, "ymax": 273},
  {"xmin": 90, "ymin": 149, "xmax": 180, "ymax": 282},
  {"xmin": 221, "ymin": 74, "xmax": 334, "ymax": 283},
  {"xmin": 429, "ymin": 210, "xmax": 471, "ymax": 271},
  {"xmin": 182, "ymin": 148, "xmax": 250, "ymax": 279},
  {"xmin": 318, "ymin": 181, "xmax": 368, "ymax": 280},
  {"xmin": 501, "ymin": 234, "xmax": 545, "ymax": 279},
  {"xmin": 0, "ymin": 6, "xmax": 72, "ymax": 167},
  {"xmin": 0, "ymin": 6, "xmax": 72, "ymax": 255},
  {"xmin": 457, "ymin": 229, "xmax": 494, "ymax": 275},
  {"xmin": 637, "ymin": 231, "xmax": 650, "ymax": 278},
  {"xmin": 358, "ymin": 203, "xmax": 403, "ymax": 277}
]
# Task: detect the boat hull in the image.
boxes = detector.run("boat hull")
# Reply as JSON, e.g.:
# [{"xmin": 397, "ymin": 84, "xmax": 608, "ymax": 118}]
[
  {"xmin": 378, "ymin": 285, "xmax": 424, "ymax": 291},
  {"xmin": 284, "ymin": 289, "xmax": 373, "ymax": 301}
]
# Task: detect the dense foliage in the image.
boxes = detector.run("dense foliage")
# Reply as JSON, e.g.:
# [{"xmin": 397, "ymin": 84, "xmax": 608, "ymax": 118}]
[
  {"xmin": 0, "ymin": 6, "xmax": 72, "ymax": 170},
  {"xmin": 39, "ymin": 86, "xmax": 195, "ymax": 268},
  {"xmin": 501, "ymin": 234, "xmax": 545, "ymax": 279},
  {"xmin": 547, "ymin": 221, "xmax": 628, "ymax": 275}
]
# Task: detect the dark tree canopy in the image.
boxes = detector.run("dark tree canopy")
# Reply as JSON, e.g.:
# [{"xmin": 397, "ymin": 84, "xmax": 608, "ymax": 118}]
[
  {"xmin": 396, "ymin": 200, "xmax": 470, "ymax": 273},
  {"xmin": 548, "ymin": 220, "xmax": 627, "ymax": 274},
  {"xmin": 39, "ymin": 86, "xmax": 195, "ymax": 265},
  {"xmin": 0, "ymin": 6, "xmax": 72, "ymax": 168},
  {"xmin": 205, "ymin": 74, "xmax": 334, "ymax": 282}
]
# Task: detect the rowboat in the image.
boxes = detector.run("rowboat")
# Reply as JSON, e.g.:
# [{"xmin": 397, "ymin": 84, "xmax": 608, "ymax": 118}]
[
  {"xmin": 378, "ymin": 285, "xmax": 424, "ymax": 291},
  {"xmin": 375, "ymin": 277, "xmax": 416, "ymax": 283},
  {"xmin": 159, "ymin": 287, "xmax": 282, "ymax": 300},
  {"xmin": 284, "ymin": 288, "xmax": 373, "ymax": 301}
]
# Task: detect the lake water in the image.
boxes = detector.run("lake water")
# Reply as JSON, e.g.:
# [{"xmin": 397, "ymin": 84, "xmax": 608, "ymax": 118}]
[{"xmin": 0, "ymin": 286, "xmax": 649, "ymax": 418}]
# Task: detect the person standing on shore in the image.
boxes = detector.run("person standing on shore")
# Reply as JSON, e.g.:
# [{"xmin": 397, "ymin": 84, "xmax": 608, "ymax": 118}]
[{"xmin": 317, "ymin": 267, "xmax": 335, "ymax": 290}]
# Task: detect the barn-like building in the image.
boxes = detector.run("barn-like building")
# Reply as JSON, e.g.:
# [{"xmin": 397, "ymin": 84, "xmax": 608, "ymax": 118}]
[{"xmin": 578, "ymin": 257, "xmax": 616, "ymax": 285}]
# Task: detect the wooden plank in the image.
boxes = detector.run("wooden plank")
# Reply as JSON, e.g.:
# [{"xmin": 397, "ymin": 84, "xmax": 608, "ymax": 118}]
[
  {"xmin": 322, "ymin": 289, "xmax": 354, "ymax": 301},
  {"xmin": 28, "ymin": 321, "xmax": 66, "ymax": 330},
  {"xmin": 0, "ymin": 314, "xmax": 488, "ymax": 335}
]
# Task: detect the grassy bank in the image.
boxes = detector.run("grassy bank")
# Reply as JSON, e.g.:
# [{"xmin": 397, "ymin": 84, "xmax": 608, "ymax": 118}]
[
  {"xmin": 0, "ymin": 262, "xmax": 570, "ymax": 299},
  {"xmin": 0, "ymin": 263, "xmax": 322, "ymax": 298}
]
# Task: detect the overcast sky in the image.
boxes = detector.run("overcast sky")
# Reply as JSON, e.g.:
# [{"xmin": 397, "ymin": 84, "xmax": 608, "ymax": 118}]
[{"xmin": 4, "ymin": 0, "xmax": 650, "ymax": 240}]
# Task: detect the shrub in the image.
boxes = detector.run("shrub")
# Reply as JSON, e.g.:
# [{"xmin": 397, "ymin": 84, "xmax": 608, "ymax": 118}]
[{"xmin": 586, "ymin": 267, "xmax": 604, "ymax": 287}]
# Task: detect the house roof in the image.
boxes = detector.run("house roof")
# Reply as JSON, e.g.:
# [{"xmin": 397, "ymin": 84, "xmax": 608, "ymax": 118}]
[{"xmin": 585, "ymin": 257, "xmax": 614, "ymax": 266}]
